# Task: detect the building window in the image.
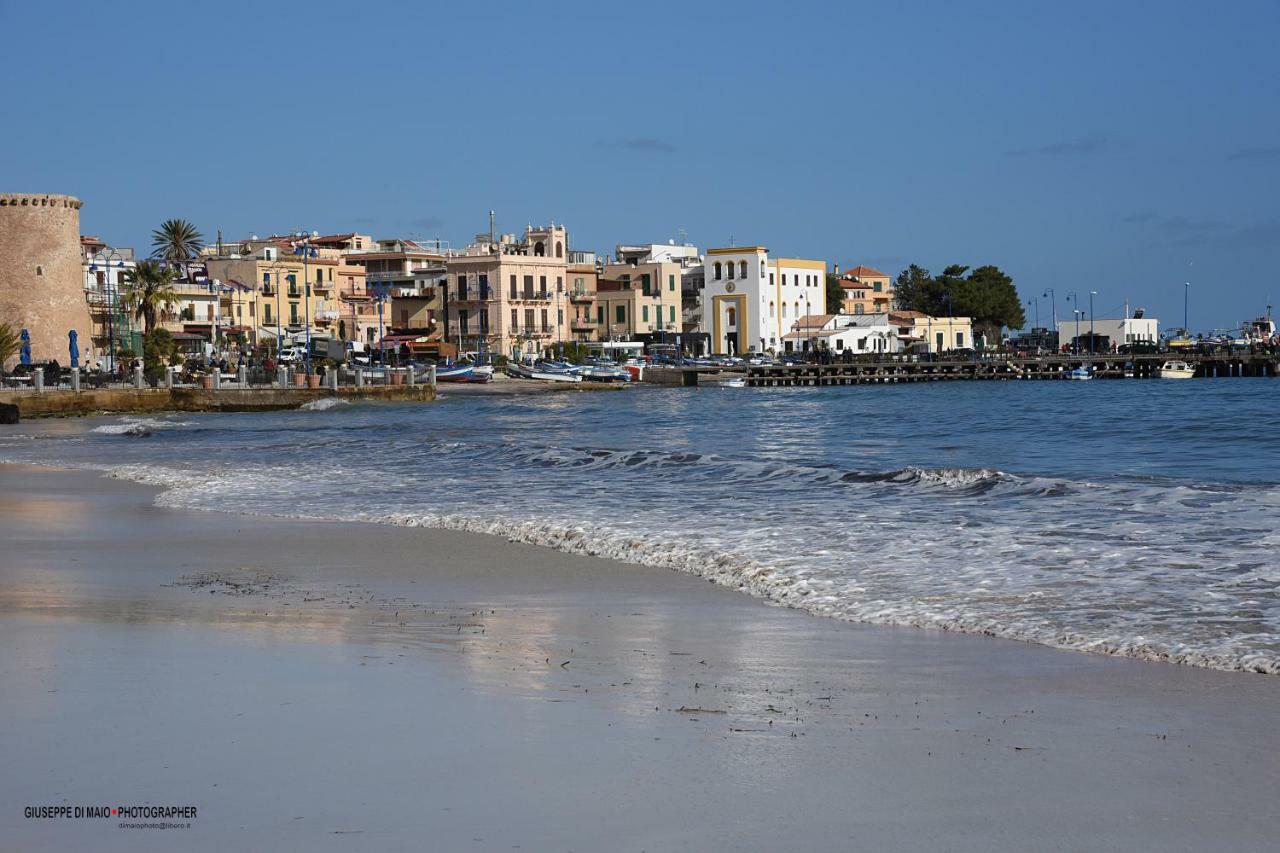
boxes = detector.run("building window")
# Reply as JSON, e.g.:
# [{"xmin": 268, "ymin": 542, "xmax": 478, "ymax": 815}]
[
  {"xmin": 769, "ymin": 272, "xmax": 774, "ymax": 285},
  {"xmin": 670, "ymin": 305, "xmax": 676, "ymax": 323},
  {"xmin": 523, "ymin": 275, "xmax": 534, "ymax": 298},
  {"xmin": 597, "ymin": 305, "xmax": 605, "ymax": 324},
  {"xmin": 457, "ymin": 274, "xmax": 468, "ymax": 300},
  {"xmin": 873, "ymin": 282, "xmax": 882, "ymax": 292},
  {"xmin": 956, "ymin": 332, "xmax": 965, "ymax": 348},
  {"xmin": 534, "ymin": 241, "xmax": 545, "ymax": 256},
  {"xmin": 459, "ymin": 309, "xmax": 469, "ymax": 333},
  {"xmin": 836, "ymin": 340, "xmax": 844, "ymax": 351},
  {"xmin": 555, "ymin": 241, "xmax": 563, "ymax": 258},
  {"xmin": 713, "ymin": 261, "xmax": 722, "ymax": 280},
  {"xmin": 854, "ymin": 304, "xmax": 864, "ymax": 314},
  {"xmin": 769, "ymin": 301, "xmax": 775, "ymax": 318},
  {"xmin": 641, "ymin": 273, "xmax": 651, "ymax": 295},
  {"xmin": 668, "ymin": 274, "xmax": 675, "ymax": 292},
  {"xmin": 264, "ymin": 304, "xmax": 273, "ymax": 324},
  {"xmin": 781, "ymin": 303, "xmax": 788, "ymax": 318},
  {"xmin": 616, "ymin": 304, "xmax": 626, "ymax": 324},
  {"xmin": 539, "ymin": 275, "xmax": 547, "ymax": 295},
  {"xmin": 525, "ymin": 308, "xmax": 535, "ymax": 329},
  {"xmin": 727, "ymin": 307, "xmax": 736, "ymax": 327},
  {"xmin": 509, "ymin": 275, "xmax": 517, "ymax": 299},
  {"xmin": 511, "ymin": 308, "xmax": 518, "ymax": 329},
  {"xmin": 540, "ymin": 308, "xmax": 548, "ymax": 330},
  {"xmin": 726, "ymin": 262, "xmax": 735, "ymax": 280},
  {"xmin": 289, "ymin": 303, "xmax": 299, "ymax": 324},
  {"xmin": 642, "ymin": 305, "xmax": 649, "ymax": 323},
  {"xmin": 478, "ymin": 273, "xmax": 489, "ymax": 299},
  {"xmin": 739, "ymin": 261, "xmax": 747, "ymax": 278},
  {"xmin": 556, "ymin": 276, "xmax": 563, "ymax": 292}
]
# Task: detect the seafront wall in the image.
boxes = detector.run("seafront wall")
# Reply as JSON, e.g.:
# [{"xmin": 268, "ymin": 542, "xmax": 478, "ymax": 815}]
[{"xmin": 0, "ymin": 385, "xmax": 435, "ymax": 419}]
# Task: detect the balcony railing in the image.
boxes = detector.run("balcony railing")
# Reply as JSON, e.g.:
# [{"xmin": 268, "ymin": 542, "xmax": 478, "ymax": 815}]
[
  {"xmin": 568, "ymin": 291, "xmax": 593, "ymax": 302},
  {"xmin": 512, "ymin": 290, "xmax": 554, "ymax": 301}
]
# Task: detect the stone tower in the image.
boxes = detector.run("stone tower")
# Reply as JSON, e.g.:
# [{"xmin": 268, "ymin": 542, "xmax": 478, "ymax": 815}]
[{"xmin": 0, "ymin": 193, "xmax": 93, "ymax": 365}]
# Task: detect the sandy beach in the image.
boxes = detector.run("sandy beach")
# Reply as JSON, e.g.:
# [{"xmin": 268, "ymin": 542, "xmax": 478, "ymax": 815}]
[{"xmin": 1, "ymin": 463, "xmax": 1278, "ymax": 852}]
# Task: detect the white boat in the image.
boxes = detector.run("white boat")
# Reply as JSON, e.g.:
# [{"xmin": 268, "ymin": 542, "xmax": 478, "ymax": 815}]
[
  {"xmin": 505, "ymin": 360, "xmax": 583, "ymax": 383},
  {"xmin": 722, "ymin": 377, "xmax": 747, "ymax": 388},
  {"xmin": 1157, "ymin": 360, "xmax": 1195, "ymax": 379},
  {"xmin": 1066, "ymin": 365, "xmax": 1093, "ymax": 381}
]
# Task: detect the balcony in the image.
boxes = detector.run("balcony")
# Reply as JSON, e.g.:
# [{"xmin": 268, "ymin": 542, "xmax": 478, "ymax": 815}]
[
  {"xmin": 571, "ymin": 318, "xmax": 596, "ymax": 330},
  {"xmin": 513, "ymin": 290, "xmax": 553, "ymax": 302},
  {"xmin": 568, "ymin": 290, "xmax": 593, "ymax": 303}
]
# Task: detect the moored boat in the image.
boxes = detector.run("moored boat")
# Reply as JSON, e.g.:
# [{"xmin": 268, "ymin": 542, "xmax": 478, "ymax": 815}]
[
  {"xmin": 1066, "ymin": 365, "xmax": 1093, "ymax": 381},
  {"xmin": 1157, "ymin": 360, "xmax": 1195, "ymax": 379}
]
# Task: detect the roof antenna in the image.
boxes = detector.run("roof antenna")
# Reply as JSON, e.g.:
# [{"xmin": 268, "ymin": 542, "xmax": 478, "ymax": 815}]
[{"xmin": 489, "ymin": 210, "xmax": 495, "ymax": 244}]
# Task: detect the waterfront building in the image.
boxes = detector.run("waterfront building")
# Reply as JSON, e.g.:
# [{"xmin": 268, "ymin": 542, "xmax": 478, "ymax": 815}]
[
  {"xmin": 340, "ymin": 238, "xmax": 445, "ymax": 347},
  {"xmin": 890, "ymin": 310, "xmax": 975, "ymax": 353},
  {"xmin": 699, "ymin": 246, "xmax": 826, "ymax": 354},
  {"xmin": 81, "ymin": 235, "xmax": 137, "ymax": 363},
  {"xmin": 783, "ymin": 312, "xmax": 902, "ymax": 354},
  {"xmin": 1055, "ymin": 316, "xmax": 1159, "ymax": 352},
  {"xmin": 444, "ymin": 221, "xmax": 572, "ymax": 359},
  {"xmin": 598, "ymin": 243, "xmax": 688, "ymax": 343},
  {"xmin": 837, "ymin": 265, "xmax": 894, "ymax": 314},
  {"xmin": 565, "ymin": 259, "xmax": 599, "ymax": 343},
  {"xmin": 204, "ymin": 240, "xmax": 345, "ymax": 350}
]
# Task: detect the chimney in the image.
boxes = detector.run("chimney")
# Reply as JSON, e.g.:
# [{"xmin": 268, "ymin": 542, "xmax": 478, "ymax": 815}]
[{"xmin": 833, "ymin": 264, "xmax": 840, "ymax": 276}]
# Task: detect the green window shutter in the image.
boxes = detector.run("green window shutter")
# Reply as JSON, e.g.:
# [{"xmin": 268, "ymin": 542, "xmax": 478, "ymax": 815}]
[{"xmin": 643, "ymin": 305, "xmax": 649, "ymax": 322}]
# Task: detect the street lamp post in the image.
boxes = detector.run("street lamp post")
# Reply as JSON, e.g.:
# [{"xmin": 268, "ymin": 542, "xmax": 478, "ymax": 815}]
[
  {"xmin": 89, "ymin": 248, "xmax": 124, "ymax": 372},
  {"xmin": 1184, "ymin": 281, "xmax": 1190, "ymax": 337},
  {"xmin": 1065, "ymin": 292, "xmax": 1079, "ymax": 353},
  {"xmin": 269, "ymin": 260, "xmax": 287, "ymax": 360},
  {"xmin": 1088, "ymin": 290, "xmax": 1097, "ymax": 355},
  {"xmin": 292, "ymin": 232, "xmax": 319, "ymax": 375},
  {"xmin": 1043, "ymin": 289, "xmax": 1057, "ymax": 347}
]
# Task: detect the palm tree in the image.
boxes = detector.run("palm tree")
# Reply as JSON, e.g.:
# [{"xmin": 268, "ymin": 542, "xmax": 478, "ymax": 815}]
[
  {"xmin": 0, "ymin": 322, "xmax": 18, "ymax": 375},
  {"xmin": 151, "ymin": 218, "xmax": 204, "ymax": 265},
  {"xmin": 121, "ymin": 261, "xmax": 180, "ymax": 335}
]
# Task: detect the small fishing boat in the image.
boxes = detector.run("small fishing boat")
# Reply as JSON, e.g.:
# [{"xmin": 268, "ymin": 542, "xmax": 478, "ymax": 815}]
[
  {"xmin": 1157, "ymin": 360, "xmax": 1195, "ymax": 379},
  {"xmin": 434, "ymin": 364, "xmax": 476, "ymax": 382},
  {"xmin": 722, "ymin": 377, "xmax": 747, "ymax": 388},
  {"xmin": 505, "ymin": 360, "xmax": 582, "ymax": 382},
  {"xmin": 1066, "ymin": 365, "xmax": 1093, "ymax": 381}
]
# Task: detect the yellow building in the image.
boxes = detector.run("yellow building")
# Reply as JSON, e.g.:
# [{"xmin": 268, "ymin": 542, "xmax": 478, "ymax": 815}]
[
  {"xmin": 838, "ymin": 265, "xmax": 894, "ymax": 314},
  {"xmin": 205, "ymin": 242, "xmax": 348, "ymax": 349}
]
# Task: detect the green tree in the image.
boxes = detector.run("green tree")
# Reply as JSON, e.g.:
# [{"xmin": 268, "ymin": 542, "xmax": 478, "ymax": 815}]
[
  {"xmin": 0, "ymin": 322, "xmax": 19, "ymax": 375},
  {"xmin": 121, "ymin": 260, "xmax": 180, "ymax": 335},
  {"xmin": 141, "ymin": 328, "xmax": 180, "ymax": 384},
  {"xmin": 894, "ymin": 265, "xmax": 935, "ymax": 313},
  {"xmin": 825, "ymin": 272, "xmax": 845, "ymax": 314},
  {"xmin": 151, "ymin": 218, "xmax": 204, "ymax": 264},
  {"xmin": 895, "ymin": 263, "xmax": 1025, "ymax": 342}
]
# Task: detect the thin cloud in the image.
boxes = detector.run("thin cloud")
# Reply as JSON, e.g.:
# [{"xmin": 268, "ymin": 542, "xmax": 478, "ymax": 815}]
[
  {"xmin": 1227, "ymin": 146, "xmax": 1280, "ymax": 163},
  {"xmin": 596, "ymin": 137, "xmax": 677, "ymax": 154},
  {"xmin": 1005, "ymin": 137, "xmax": 1109, "ymax": 158},
  {"xmin": 1125, "ymin": 211, "xmax": 1277, "ymax": 250}
]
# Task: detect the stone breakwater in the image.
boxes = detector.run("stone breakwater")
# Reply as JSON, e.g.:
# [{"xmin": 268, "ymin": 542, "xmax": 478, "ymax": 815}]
[{"xmin": 0, "ymin": 385, "xmax": 436, "ymax": 418}]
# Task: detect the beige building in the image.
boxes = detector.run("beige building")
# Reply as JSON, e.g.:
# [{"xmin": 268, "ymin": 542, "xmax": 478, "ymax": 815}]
[
  {"xmin": 890, "ymin": 310, "xmax": 974, "ymax": 353},
  {"xmin": 340, "ymin": 238, "xmax": 445, "ymax": 346},
  {"xmin": 444, "ymin": 222, "xmax": 572, "ymax": 358},
  {"xmin": 204, "ymin": 241, "xmax": 346, "ymax": 349},
  {"xmin": 565, "ymin": 261, "xmax": 599, "ymax": 342},
  {"xmin": 597, "ymin": 254, "xmax": 682, "ymax": 340},
  {"xmin": 839, "ymin": 265, "xmax": 894, "ymax": 315}
]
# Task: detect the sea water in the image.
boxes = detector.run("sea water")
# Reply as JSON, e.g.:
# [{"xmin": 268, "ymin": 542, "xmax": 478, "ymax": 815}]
[{"xmin": 2, "ymin": 379, "xmax": 1276, "ymax": 673}]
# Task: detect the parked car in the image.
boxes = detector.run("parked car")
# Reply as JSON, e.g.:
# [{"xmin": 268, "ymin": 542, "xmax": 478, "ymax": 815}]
[{"xmin": 277, "ymin": 347, "xmax": 303, "ymax": 364}]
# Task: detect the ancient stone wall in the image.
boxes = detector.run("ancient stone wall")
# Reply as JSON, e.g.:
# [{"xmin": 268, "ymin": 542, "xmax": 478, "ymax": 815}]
[{"xmin": 0, "ymin": 194, "xmax": 93, "ymax": 366}]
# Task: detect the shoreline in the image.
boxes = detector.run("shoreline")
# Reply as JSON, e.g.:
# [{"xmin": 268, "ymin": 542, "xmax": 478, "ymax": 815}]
[{"xmin": 2, "ymin": 462, "xmax": 1278, "ymax": 850}]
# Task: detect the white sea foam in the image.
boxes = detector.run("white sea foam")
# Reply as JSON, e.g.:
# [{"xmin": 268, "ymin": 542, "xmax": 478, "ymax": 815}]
[
  {"xmin": 299, "ymin": 398, "xmax": 351, "ymax": 411},
  {"xmin": 90, "ymin": 417, "xmax": 192, "ymax": 436}
]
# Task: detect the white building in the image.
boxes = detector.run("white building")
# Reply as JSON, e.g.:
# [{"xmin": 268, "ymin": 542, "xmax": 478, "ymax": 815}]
[
  {"xmin": 783, "ymin": 313, "xmax": 902, "ymax": 354},
  {"xmin": 700, "ymin": 246, "xmax": 825, "ymax": 354},
  {"xmin": 1056, "ymin": 316, "xmax": 1158, "ymax": 351}
]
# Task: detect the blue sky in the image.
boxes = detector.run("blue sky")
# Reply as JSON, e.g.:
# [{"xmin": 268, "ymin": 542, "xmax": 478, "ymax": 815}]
[{"xmin": 2, "ymin": 0, "xmax": 1277, "ymax": 331}]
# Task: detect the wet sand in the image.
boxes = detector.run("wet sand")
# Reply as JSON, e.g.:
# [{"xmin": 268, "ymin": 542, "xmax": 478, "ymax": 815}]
[{"xmin": 1, "ymin": 464, "xmax": 1277, "ymax": 852}]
